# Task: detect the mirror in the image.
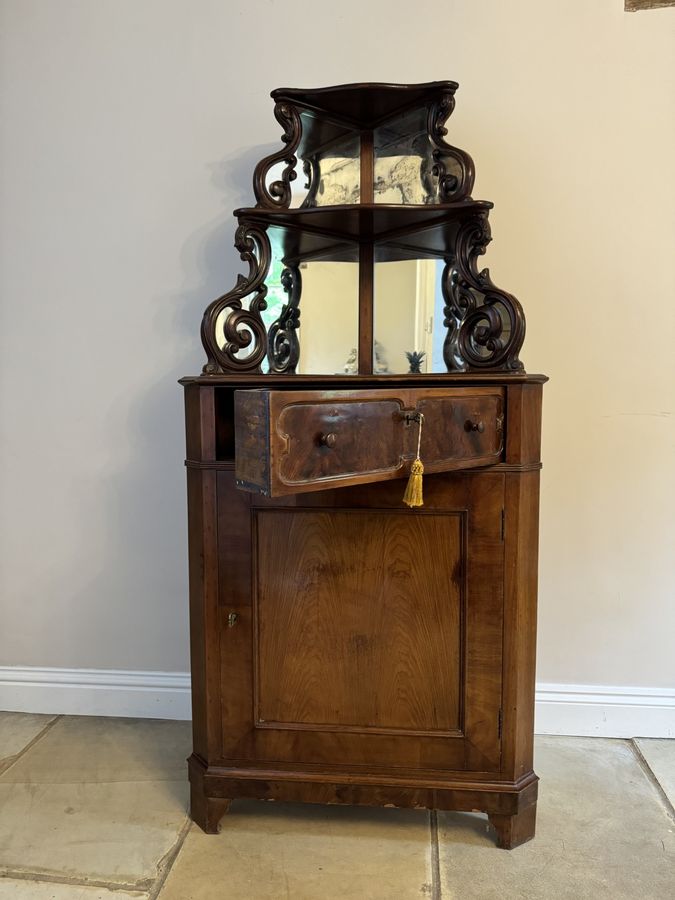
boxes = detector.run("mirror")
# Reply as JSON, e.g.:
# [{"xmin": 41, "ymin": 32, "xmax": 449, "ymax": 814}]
[
  {"xmin": 294, "ymin": 260, "xmax": 359, "ymax": 373},
  {"xmin": 265, "ymin": 133, "xmax": 361, "ymax": 209},
  {"xmin": 373, "ymin": 108, "xmax": 438, "ymax": 205},
  {"xmin": 257, "ymin": 229, "xmax": 360, "ymax": 374},
  {"xmin": 373, "ymin": 258, "xmax": 447, "ymax": 373}
]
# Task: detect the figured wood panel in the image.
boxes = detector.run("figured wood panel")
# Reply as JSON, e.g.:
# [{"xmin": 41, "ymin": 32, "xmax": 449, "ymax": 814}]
[
  {"xmin": 417, "ymin": 393, "xmax": 503, "ymax": 472},
  {"xmin": 254, "ymin": 510, "xmax": 463, "ymax": 734},
  {"xmin": 215, "ymin": 470, "xmax": 504, "ymax": 774},
  {"xmin": 277, "ymin": 399, "xmax": 404, "ymax": 485}
]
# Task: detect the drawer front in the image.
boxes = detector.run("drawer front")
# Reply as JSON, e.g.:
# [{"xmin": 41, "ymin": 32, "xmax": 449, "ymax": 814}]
[
  {"xmin": 277, "ymin": 398, "xmax": 404, "ymax": 485},
  {"xmin": 234, "ymin": 387, "xmax": 504, "ymax": 497},
  {"xmin": 417, "ymin": 394, "xmax": 504, "ymax": 473}
]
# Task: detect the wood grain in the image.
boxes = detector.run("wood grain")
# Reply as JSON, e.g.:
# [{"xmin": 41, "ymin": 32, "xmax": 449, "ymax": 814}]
[
  {"xmin": 254, "ymin": 509, "xmax": 463, "ymax": 734},
  {"xmin": 186, "ymin": 373, "xmax": 543, "ymax": 843},
  {"xmin": 214, "ymin": 470, "xmax": 504, "ymax": 774}
]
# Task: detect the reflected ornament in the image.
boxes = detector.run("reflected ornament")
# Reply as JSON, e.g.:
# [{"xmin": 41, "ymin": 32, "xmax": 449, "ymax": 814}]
[
  {"xmin": 406, "ymin": 351, "xmax": 426, "ymax": 374},
  {"xmin": 267, "ymin": 266, "xmax": 301, "ymax": 374}
]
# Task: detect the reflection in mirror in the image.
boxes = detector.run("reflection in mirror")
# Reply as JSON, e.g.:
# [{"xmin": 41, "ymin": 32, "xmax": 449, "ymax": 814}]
[
  {"xmin": 373, "ymin": 258, "xmax": 448, "ymax": 373},
  {"xmin": 259, "ymin": 228, "xmax": 360, "ymax": 374},
  {"xmin": 295, "ymin": 260, "xmax": 359, "ymax": 373},
  {"xmin": 301, "ymin": 134, "xmax": 360, "ymax": 207},
  {"xmin": 264, "ymin": 134, "xmax": 361, "ymax": 209},
  {"xmin": 373, "ymin": 109, "xmax": 437, "ymax": 205}
]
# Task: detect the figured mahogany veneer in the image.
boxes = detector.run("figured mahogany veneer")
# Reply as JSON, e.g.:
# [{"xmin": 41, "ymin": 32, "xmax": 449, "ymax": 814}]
[{"xmin": 234, "ymin": 387, "xmax": 504, "ymax": 496}]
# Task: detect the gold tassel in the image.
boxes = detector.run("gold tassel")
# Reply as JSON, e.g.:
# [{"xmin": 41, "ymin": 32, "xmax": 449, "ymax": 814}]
[
  {"xmin": 403, "ymin": 457, "xmax": 424, "ymax": 507},
  {"xmin": 403, "ymin": 412, "xmax": 424, "ymax": 508}
]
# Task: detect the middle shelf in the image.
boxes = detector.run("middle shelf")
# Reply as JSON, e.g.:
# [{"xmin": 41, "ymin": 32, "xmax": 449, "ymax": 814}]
[{"xmin": 233, "ymin": 201, "xmax": 494, "ymax": 264}]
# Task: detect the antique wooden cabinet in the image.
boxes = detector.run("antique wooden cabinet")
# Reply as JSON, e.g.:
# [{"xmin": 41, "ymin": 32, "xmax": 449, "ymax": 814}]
[{"xmin": 181, "ymin": 82, "xmax": 545, "ymax": 849}]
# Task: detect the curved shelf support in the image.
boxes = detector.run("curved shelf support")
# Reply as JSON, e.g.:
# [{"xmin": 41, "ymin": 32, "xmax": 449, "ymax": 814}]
[
  {"xmin": 200, "ymin": 221, "xmax": 271, "ymax": 374},
  {"xmin": 427, "ymin": 91, "xmax": 476, "ymax": 202},
  {"xmin": 443, "ymin": 214, "xmax": 526, "ymax": 372},
  {"xmin": 267, "ymin": 265, "xmax": 302, "ymax": 374},
  {"xmin": 252, "ymin": 102, "xmax": 303, "ymax": 209}
]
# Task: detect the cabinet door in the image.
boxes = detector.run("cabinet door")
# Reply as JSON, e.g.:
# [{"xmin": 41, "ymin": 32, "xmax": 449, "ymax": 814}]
[{"xmin": 216, "ymin": 470, "xmax": 504, "ymax": 775}]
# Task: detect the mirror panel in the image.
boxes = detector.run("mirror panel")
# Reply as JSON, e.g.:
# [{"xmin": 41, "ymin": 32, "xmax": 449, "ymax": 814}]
[
  {"xmin": 260, "ymin": 229, "xmax": 360, "ymax": 374},
  {"xmin": 300, "ymin": 134, "xmax": 361, "ymax": 208},
  {"xmin": 373, "ymin": 109, "xmax": 437, "ymax": 205},
  {"xmin": 296, "ymin": 260, "xmax": 359, "ymax": 373},
  {"xmin": 292, "ymin": 134, "xmax": 361, "ymax": 207},
  {"xmin": 373, "ymin": 257, "xmax": 448, "ymax": 373}
]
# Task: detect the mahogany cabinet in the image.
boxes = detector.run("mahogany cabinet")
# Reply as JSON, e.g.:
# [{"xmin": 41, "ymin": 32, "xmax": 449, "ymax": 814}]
[{"xmin": 182, "ymin": 82, "xmax": 545, "ymax": 849}]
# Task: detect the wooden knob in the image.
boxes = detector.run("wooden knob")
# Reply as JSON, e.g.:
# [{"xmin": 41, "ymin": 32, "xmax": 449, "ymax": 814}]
[
  {"xmin": 465, "ymin": 420, "xmax": 485, "ymax": 433},
  {"xmin": 319, "ymin": 432, "xmax": 337, "ymax": 448}
]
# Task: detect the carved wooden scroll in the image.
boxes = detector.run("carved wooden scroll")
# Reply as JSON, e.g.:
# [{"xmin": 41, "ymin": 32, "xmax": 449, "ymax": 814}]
[
  {"xmin": 252, "ymin": 102, "xmax": 302, "ymax": 209},
  {"xmin": 427, "ymin": 91, "xmax": 476, "ymax": 203},
  {"xmin": 200, "ymin": 221, "xmax": 271, "ymax": 374},
  {"xmin": 442, "ymin": 214, "xmax": 525, "ymax": 372}
]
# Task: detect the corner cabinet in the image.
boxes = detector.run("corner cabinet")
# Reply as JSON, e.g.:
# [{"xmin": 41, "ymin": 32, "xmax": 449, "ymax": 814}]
[{"xmin": 182, "ymin": 82, "xmax": 546, "ymax": 850}]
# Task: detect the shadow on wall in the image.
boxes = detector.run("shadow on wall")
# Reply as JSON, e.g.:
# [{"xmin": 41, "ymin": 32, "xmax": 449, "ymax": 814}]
[{"xmin": 50, "ymin": 144, "xmax": 278, "ymax": 673}]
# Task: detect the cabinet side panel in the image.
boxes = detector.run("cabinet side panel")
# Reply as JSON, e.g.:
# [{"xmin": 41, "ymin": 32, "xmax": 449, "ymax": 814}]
[
  {"xmin": 184, "ymin": 385, "xmax": 221, "ymax": 761},
  {"xmin": 186, "ymin": 467, "xmax": 222, "ymax": 760},
  {"xmin": 463, "ymin": 474, "xmax": 505, "ymax": 772},
  {"xmin": 505, "ymin": 383, "xmax": 542, "ymax": 466},
  {"xmin": 502, "ymin": 470, "xmax": 540, "ymax": 780},
  {"xmin": 185, "ymin": 383, "xmax": 216, "ymax": 459}
]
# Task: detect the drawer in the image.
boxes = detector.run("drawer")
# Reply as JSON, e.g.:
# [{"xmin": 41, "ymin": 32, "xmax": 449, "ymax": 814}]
[{"xmin": 234, "ymin": 387, "xmax": 504, "ymax": 497}]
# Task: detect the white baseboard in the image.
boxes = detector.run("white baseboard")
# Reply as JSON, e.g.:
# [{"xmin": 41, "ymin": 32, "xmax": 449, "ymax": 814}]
[
  {"xmin": 0, "ymin": 667, "xmax": 192, "ymax": 721},
  {"xmin": 535, "ymin": 682, "xmax": 675, "ymax": 739},
  {"xmin": 0, "ymin": 668, "xmax": 673, "ymax": 737}
]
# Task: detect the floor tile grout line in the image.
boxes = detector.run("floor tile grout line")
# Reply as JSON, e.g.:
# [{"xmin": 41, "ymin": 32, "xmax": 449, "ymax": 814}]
[
  {"xmin": 0, "ymin": 714, "xmax": 62, "ymax": 778},
  {"xmin": 0, "ymin": 867, "xmax": 150, "ymax": 893},
  {"xmin": 147, "ymin": 815, "xmax": 193, "ymax": 900},
  {"xmin": 629, "ymin": 738, "xmax": 675, "ymax": 821},
  {"xmin": 429, "ymin": 810, "xmax": 442, "ymax": 900}
]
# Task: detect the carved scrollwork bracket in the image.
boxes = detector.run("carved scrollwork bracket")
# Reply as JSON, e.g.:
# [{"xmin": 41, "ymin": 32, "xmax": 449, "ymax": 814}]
[
  {"xmin": 442, "ymin": 214, "xmax": 526, "ymax": 372},
  {"xmin": 427, "ymin": 92, "xmax": 476, "ymax": 202},
  {"xmin": 252, "ymin": 102, "xmax": 303, "ymax": 209},
  {"xmin": 200, "ymin": 221, "xmax": 271, "ymax": 374},
  {"xmin": 267, "ymin": 265, "xmax": 301, "ymax": 374}
]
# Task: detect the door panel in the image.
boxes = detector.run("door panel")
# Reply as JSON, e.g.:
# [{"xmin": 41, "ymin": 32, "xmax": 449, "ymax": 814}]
[
  {"xmin": 255, "ymin": 509, "xmax": 463, "ymax": 735},
  {"xmin": 217, "ymin": 470, "xmax": 504, "ymax": 774}
]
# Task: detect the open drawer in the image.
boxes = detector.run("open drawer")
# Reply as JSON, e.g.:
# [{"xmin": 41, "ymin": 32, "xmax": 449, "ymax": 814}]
[{"xmin": 234, "ymin": 387, "xmax": 504, "ymax": 497}]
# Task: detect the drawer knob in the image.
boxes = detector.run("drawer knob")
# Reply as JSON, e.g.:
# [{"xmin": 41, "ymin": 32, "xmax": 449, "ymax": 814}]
[
  {"xmin": 465, "ymin": 419, "xmax": 485, "ymax": 433},
  {"xmin": 319, "ymin": 432, "xmax": 337, "ymax": 448}
]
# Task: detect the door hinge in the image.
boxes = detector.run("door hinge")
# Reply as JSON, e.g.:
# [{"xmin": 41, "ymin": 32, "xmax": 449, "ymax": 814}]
[
  {"xmin": 498, "ymin": 708, "xmax": 503, "ymax": 740},
  {"xmin": 501, "ymin": 509, "xmax": 505, "ymax": 541}
]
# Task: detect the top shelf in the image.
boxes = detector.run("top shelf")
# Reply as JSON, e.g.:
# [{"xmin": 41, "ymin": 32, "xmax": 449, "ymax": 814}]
[{"xmin": 272, "ymin": 81, "xmax": 459, "ymax": 130}]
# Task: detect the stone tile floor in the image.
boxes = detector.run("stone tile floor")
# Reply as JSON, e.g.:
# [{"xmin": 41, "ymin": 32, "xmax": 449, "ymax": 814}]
[{"xmin": 0, "ymin": 712, "xmax": 672, "ymax": 899}]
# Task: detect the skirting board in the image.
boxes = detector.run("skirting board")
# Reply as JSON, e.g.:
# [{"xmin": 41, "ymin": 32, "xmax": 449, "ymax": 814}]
[
  {"xmin": 0, "ymin": 668, "xmax": 673, "ymax": 738},
  {"xmin": 0, "ymin": 668, "xmax": 191, "ymax": 722}
]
